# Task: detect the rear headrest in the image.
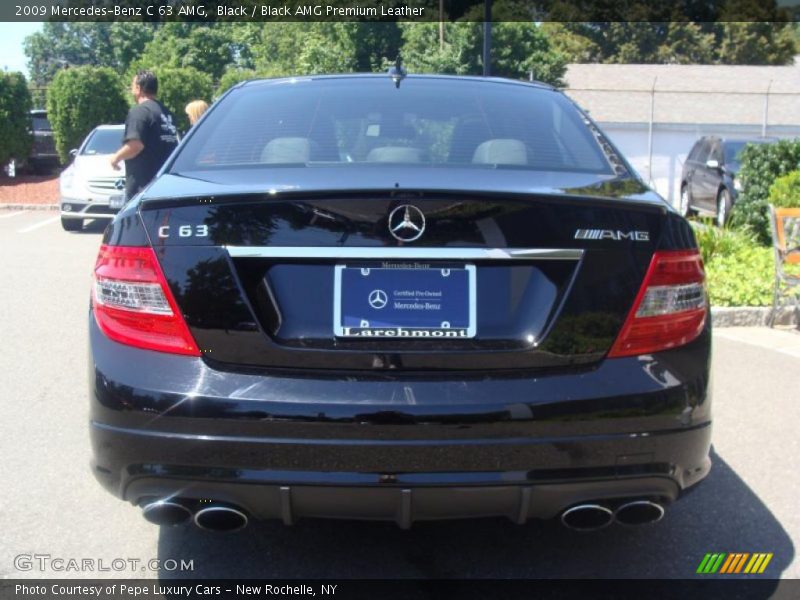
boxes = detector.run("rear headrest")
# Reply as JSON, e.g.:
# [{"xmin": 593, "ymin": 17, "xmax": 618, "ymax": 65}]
[
  {"xmin": 366, "ymin": 147, "xmax": 423, "ymax": 163},
  {"xmin": 260, "ymin": 137, "xmax": 311, "ymax": 163},
  {"xmin": 472, "ymin": 139, "xmax": 528, "ymax": 166}
]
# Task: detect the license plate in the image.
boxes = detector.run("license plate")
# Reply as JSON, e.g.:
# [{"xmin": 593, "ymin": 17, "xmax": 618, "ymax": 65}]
[
  {"xmin": 109, "ymin": 194, "xmax": 126, "ymax": 209},
  {"xmin": 334, "ymin": 264, "xmax": 476, "ymax": 338}
]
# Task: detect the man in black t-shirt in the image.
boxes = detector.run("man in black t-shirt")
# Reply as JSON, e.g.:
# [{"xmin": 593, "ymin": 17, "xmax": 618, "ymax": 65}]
[{"xmin": 110, "ymin": 70, "xmax": 178, "ymax": 200}]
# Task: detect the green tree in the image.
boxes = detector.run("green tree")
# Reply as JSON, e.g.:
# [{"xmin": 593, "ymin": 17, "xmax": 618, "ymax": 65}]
[
  {"xmin": 345, "ymin": 22, "xmax": 403, "ymax": 72},
  {"xmin": 731, "ymin": 139, "xmax": 800, "ymax": 244},
  {"xmin": 109, "ymin": 22, "xmax": 156, "ymax": 76},
  {"xmin": 46, "ymin": 66, "xmax": 127, "ymax": 163},
  {"xmin": 250, "ymin": 24, "xmax": 306, "ymax": 75},
  {"xmin": 768, "ymin": 170, "xmax": 800, "ymax": 209},
  {"xmin": 151, "ymin": 66, "xmax": 214, "ymax": 133},
  {"xmin": 717, "ymin": 22, "xmax": 797, "ymax": 65},
  {"xmin": 549, "ymin": 18, "xmax": 797, "ymax": 65},
  {"xmin": 29, "ymin": 86, "xmax": 47, "ymax": 111},
  {"xmin": 24, "ymin": 23, "xmax": 115, "ymax": 87},
  {"xmin": 226, "ymin": 23, "xmax": 263, "ymax": 71},
  {"xmin": 136, "ymin": 24, "xmax": 236, "ymax": 82},
  {"xmin": 296, "ymin": 27, "xmax": 358, "ymax": 75},
  {"xmin": 492, "ymin": 22, "xmax": 567, "ymax": 84},
  {"xmin": 656, "ymin": 22, "xmax": 717, "ymax": 64},
  {"xmin": 401, "ymin": 23, "xmax": 479, "ymax": 75},
  {"xmin": 248, "ymin": 22, "xmax": 400, "ymax": 76},
  {"xmin": 0, "ymin": 72, "xmax": 33, "ymax": 166},
  {"xmin": 540, "ymin": 23, "xmax": 600, "ymax": 64},
  {"xmin": 216, "ymin": 67, "xmax": 286, "ymax": 97},
  {"xmin": 216, "ymin": 68, "xmax": 258, "ymax": 97},
  {"xmin": 725, "ymin": 3, "xmax": 798, "ymax": 65},
  {"xmin": 402, "ymin": 21, "xmax": 566, "ymax": 86}
]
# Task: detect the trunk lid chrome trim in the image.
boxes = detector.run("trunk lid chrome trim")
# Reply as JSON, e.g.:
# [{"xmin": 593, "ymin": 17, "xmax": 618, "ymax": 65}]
[{"xmin": 225, "ymin": 247, "xmax": 584, "ymax": 261}]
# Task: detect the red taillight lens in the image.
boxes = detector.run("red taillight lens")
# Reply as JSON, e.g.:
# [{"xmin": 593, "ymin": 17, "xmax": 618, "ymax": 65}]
[
  {"xmin": 92, "ymin": 245, "xmax": 200, "ymax": 356},
  {"xmin": 608, "ymin": 250, "xmax": 707, "ymax": 358}
]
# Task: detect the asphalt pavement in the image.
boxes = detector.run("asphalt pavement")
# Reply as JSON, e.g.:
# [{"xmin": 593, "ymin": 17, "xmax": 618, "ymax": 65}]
[{"xmin": 1, "ymin": 209, "xmax": 798, "ymax": 580}]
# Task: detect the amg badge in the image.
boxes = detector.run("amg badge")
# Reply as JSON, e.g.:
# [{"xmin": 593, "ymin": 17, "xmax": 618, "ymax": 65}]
[{"xmin": 574, "ymin": 229, "xmax": 650, "ymax": 242}]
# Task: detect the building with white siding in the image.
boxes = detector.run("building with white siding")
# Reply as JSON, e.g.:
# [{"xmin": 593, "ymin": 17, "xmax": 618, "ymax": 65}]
[{"xmin": 564, "ymin": 59, "xmax": 800, "ymax": 206}]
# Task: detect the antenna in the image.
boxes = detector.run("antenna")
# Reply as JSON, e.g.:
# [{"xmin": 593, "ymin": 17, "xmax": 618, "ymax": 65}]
[{"xmin": 388, "ymin": 55, "xmax": 406, "ymax": 89}]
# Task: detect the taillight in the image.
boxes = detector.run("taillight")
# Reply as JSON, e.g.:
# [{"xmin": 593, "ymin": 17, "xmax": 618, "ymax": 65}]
[
  {"xmin": 608, "ymin": 249, "xmax": 707, "ymax": 358},
  {"xmin": 92, "ymin": 244, "xmax": 200, "ymax": 356}
]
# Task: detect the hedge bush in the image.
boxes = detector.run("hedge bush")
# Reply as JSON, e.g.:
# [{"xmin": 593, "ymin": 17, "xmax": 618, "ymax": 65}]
[
  {"xmin": 46, "ymin": 66, "xmax": 127, "ymax": 163},
  {"xmin": 692, "ymin": 222, "xmax": 774, "ymax": 307},
  {"xmin": 704, "ymin": 244, "xmax": 774, "ymax": 307},
  {"xmin": 730, "ymin": 139, "xmax": 800, "ymax": 244},
  {"xmin": 149, "ymin": 66, "xmax": 213, "ymax": 134},
  {"xmin": 768, "ymin": 170, "xmax": 800, "ymax": 209},
  {"xmin": 216, "ymin": 68, "xmax": 257, "ymax": 98},
  {"xmin": 693, "ymin": 221, "xmax": 756, "ymax": 265},
  {"xmin": 215, "ymin": 67, "xmax": 284, "ymax": 98},
  {"xmin": 0, "ymin": 72, "xmax": 32, "ymax": 166}
]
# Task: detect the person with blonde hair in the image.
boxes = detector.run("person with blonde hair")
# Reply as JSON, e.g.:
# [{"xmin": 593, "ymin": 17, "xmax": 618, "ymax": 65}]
[{"xmin": 185, "ymin": 100, "xmax": 209, "ymax": 126}]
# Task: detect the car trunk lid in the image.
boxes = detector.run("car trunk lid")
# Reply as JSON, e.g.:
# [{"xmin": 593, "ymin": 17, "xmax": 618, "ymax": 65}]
[{"xmin": 138, "ymin": 171, "xmax": 670, "ymax": 372}]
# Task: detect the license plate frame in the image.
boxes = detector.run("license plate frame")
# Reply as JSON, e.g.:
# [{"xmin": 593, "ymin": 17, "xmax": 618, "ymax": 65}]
[{"xmin": 333, "ymin": 264, "xmax": 476, "ymax": 339}]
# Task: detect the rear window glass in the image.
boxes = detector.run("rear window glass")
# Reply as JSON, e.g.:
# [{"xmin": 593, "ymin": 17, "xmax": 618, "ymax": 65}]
[
  {"xmin": 81, "ymin": 129, "xmax": 122, "ymax": 155},
  {"xmin": 31, "ymin": 116, "xmax": 51, "ymax": 131},
  {"xmin": 724, "ymin": 142, "xmax": 746, "ymax": 165},
  {"xmin": 171, "ymin": 78, "xmax": 614, "ymax": 175}
]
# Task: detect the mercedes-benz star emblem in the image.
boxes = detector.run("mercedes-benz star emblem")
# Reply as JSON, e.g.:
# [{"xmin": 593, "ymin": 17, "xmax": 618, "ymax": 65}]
[
  {"xmin": 114, "ymin": 178, "xmax": 126, "ymax": 191},
  {"xmin": 388, "ymin": 204, "xmax": 426, "ymax": 242},
  {"xmin": 368, "ymin": 289, "xmax": 388, "ymax": 310}
]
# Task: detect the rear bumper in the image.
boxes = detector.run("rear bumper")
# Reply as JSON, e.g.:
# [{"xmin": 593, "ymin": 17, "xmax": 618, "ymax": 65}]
[
  {"xmin": 92, "ymin": 421, "xmax": 708, "ymax": 525},
  {"xmin": 89, "ymin": 315, "xmax": 713, "ymax": 524}
]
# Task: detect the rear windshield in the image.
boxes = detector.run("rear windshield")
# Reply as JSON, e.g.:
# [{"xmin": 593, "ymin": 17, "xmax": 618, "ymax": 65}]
[
  {"xmin": 724, "ymin": 142, "xmax": 746, "ymax": 166},
  {"xmin": 724, "ymin": 140, "xmax": 767, "ymax": 168},
  {"xmin": 31, "ymin": 116, "xmax": 51, "ymax": 131},
  {"xmin": 171, "ymin": 78, "xmax": 615, "ymax": 175},
  {"xmin": 81, "ymin": 129, "xmax": 122, "ymax": 156}
]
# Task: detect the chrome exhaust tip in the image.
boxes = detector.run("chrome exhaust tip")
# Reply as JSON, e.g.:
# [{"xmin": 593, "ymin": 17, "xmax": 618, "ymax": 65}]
[
  {"xmin": 142, "ymin": 500, "xmax": 192, "ymax": 526},
  {"xmin": 614, "ymin": 500, "xmax": 665, "ymax": 526},
  {"xmin": 560, "ymin": 504, "xmax": 614, "ymax": 531},
  {"xmin": 194, "ymin": 505, "xmax": 249, "ymax": 532}
]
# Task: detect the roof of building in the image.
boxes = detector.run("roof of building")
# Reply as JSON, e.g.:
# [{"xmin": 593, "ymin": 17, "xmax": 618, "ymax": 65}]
[{"xmin": 564, "ymin": 58, "xmax": 800, "ymax": 126}]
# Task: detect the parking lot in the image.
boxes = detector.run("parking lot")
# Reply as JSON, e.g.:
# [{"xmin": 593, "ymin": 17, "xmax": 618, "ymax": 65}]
[{"xmin": 1, "ymin": 209, "xmax": 798, "ymax": 580}]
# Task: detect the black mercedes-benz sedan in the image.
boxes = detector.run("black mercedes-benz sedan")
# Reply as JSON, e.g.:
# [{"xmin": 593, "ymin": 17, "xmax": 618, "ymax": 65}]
[{"xmin": 89, "ymin": 74, "xmax": 711, "ymax": 532}]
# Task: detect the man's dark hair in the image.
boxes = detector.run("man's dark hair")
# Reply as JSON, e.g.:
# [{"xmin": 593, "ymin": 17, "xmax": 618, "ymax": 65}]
[{"xmin": 134, "ymin": 70, "xmax": 158, "ymax": 96}]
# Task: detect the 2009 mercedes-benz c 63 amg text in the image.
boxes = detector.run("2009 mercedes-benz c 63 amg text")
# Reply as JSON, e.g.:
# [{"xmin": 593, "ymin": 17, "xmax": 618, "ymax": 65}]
[{"xmin": 90, "ymin": 73, "xmax": 711, "ymax": 532}]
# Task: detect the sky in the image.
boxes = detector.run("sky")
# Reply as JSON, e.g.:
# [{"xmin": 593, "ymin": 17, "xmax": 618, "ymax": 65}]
[{"xmin": 0, "ymin": 22, "xmax": 42, "ymax": 76}]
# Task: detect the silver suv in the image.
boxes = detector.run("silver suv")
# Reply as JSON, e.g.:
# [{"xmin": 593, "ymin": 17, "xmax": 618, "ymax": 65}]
[{"xmin": 59, "ymin": 125, "xmax": 126, "ymax": 231}]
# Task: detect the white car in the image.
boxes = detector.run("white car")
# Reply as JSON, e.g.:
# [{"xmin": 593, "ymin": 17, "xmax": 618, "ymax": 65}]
[{"xmin": 59, "ymin": 124, "xmax": 126, "ymax": 231}]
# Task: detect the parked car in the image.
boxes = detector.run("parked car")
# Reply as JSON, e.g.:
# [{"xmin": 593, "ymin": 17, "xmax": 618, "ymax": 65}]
[
  {"xmin": 59, "ymin": 124, "xmax": 126, "ymax": 231},
  {"xmin": 680, "ymin": 136, "xmax": 771, "ymax": 226},
  {"xmin": 89, "ymin": 74, "xmax": 711, "ymax": 532},
  {"xmin": 27, "ymin": 109, "xmax": 60, "ymax": 174}
]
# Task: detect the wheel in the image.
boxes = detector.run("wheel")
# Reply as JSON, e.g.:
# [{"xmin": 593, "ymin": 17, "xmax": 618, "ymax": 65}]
[
  {"xmin": 61, "ymin": 217, "xmax": 82, "ymax": 232},
  {"xmin": 679, "ymin": 185, "xmax": 693, "ymax": 217},
  {"xmin": 716, "ymin": 189, "xmax": 732, "ymax": 227}
]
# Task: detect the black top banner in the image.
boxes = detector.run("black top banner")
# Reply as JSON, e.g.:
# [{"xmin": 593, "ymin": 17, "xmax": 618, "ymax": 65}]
[{"xmin": 4, "ymin": 0, "xmax": 800, "ymax": 23}]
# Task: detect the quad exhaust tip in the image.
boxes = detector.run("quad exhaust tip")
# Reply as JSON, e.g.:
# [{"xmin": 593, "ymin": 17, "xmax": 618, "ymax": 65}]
[
  {"xmin": 561, "ymin": 499, "xmax": 666, "ymax": 530},
  {"xmin": 194, "ymin": 505, "xmax": 249, "ymax": 532},
  {"xmin": 560, "ymin": 504, "xmax": 614, "ymax": 531},
  {"xmin": 141, "ymin": 500, "xmax": 192, "ymax": 526},
  {"xmin": 614, "ymin": 500, "xmax": 665, "ymax": 526},
  {"xmin": 141, "ymin": 499, "xmax": 249, "ymax": 532}
]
